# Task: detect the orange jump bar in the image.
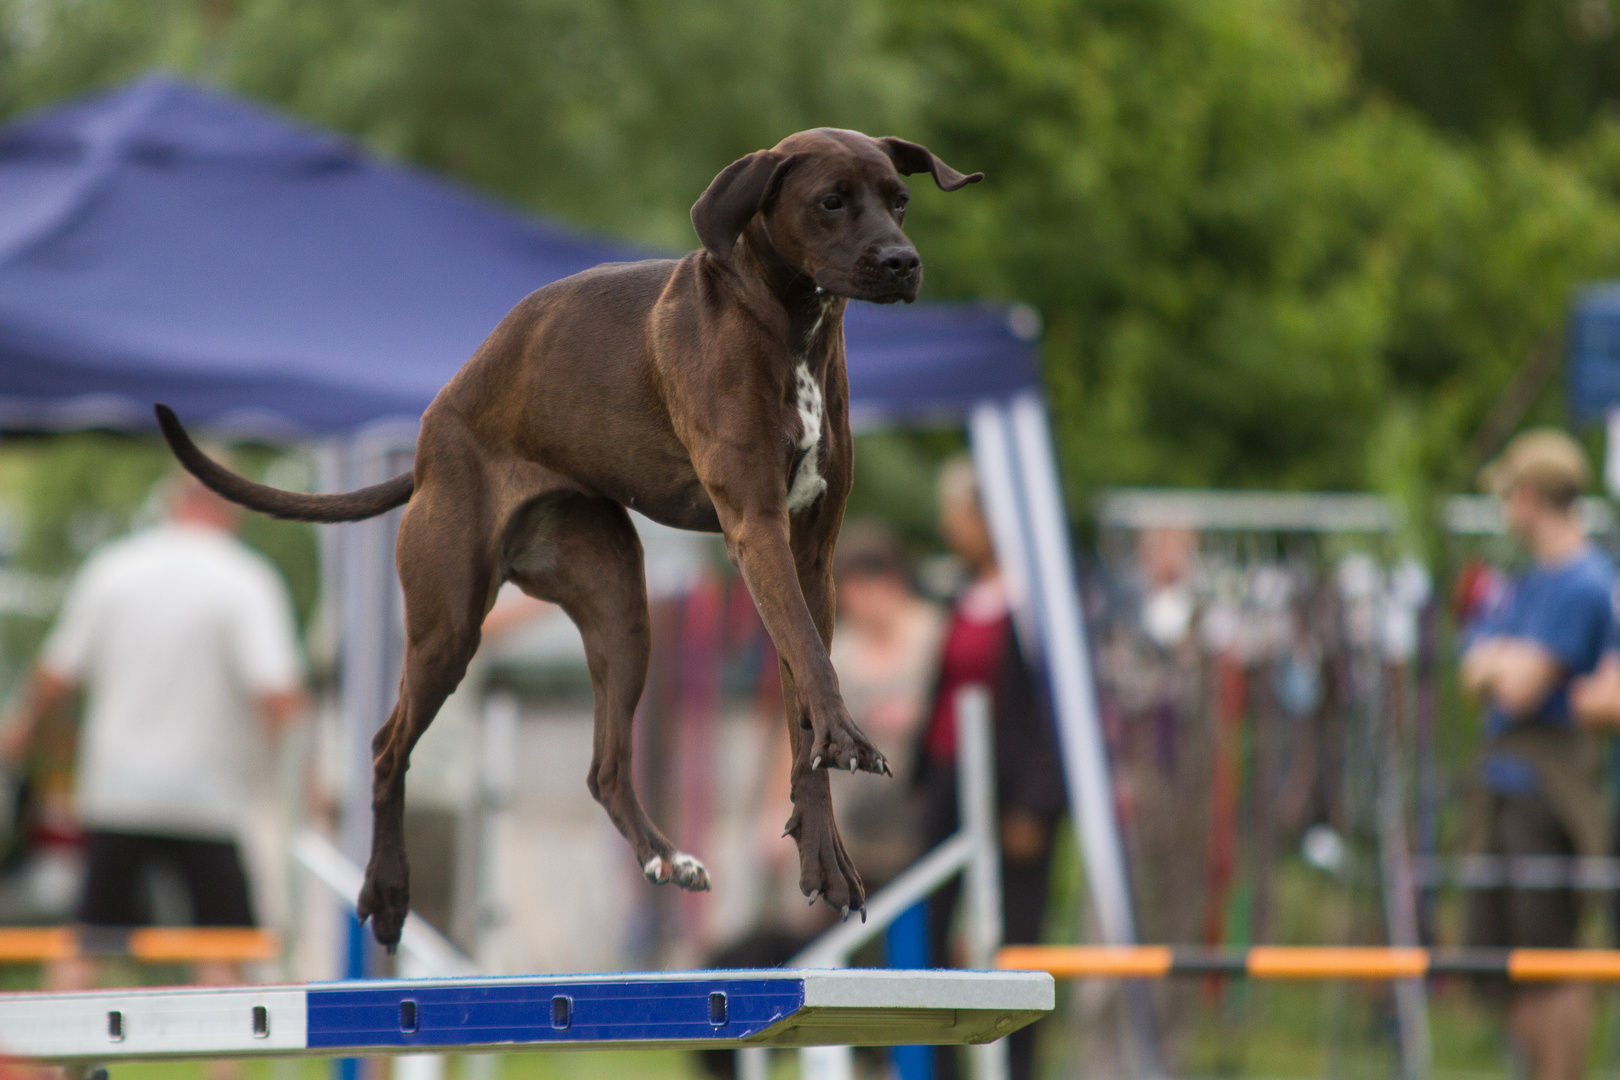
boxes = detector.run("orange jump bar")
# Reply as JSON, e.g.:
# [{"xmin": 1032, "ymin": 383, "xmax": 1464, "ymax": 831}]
[
  {"xmin": 0, "ymin": 927, "xmax": 278, "ymax": 963},
  {"xmin": 997, "ymin": 945, "xmax": 1620, "ymax": 982}
]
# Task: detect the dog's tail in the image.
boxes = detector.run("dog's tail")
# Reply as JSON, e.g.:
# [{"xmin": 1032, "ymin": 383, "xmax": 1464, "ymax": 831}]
[{"xmin": 155, "ymin": 404, "xmax": 415, "ymax": 523}]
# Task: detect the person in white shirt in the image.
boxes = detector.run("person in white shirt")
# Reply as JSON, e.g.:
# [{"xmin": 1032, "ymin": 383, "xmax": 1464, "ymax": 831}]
[{"xmin": 2, "ymin": 468, "xmax": 304, "ymax": 1020}]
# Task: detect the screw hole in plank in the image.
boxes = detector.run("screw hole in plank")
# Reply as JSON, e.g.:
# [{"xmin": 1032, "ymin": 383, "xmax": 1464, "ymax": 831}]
[
  {"xmin": 399, "ymin": 999, "xmax": 418, "ymax": 1034},
  {"xmin": 252, "ymin": 1005, "xmax": 269, "ymax": 1037},
  {"xmin": 551, "ymin": 995, "xmax": 571, "ymax": 1031},
  {"xmin": 107, "ymin": 1010, "xmax": 124, "ymax": 1041},
  {"xmin": 709, "ymin": 992, "xmax": 728, "ymax": 1027}
]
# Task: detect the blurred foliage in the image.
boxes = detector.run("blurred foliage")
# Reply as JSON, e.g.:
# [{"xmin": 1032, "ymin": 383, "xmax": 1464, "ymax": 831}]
[
  {"xmin": 1348, "ymin": 0, "xmax": 1620, "ymax": 146},
  {"xmin": 0, "ymin": 0, "xmax": 916, "ymax": 250},
  {"xmin": 3, "ymin": 0, "xmax": 1620, "ymax": 523},
  {"xmin": 888, "ymin": 0, "xmax": 1620, "ymax": 522}
]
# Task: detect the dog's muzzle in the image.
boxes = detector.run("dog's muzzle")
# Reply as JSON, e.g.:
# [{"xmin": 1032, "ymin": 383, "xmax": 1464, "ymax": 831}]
[{"xmin": 862, "ymin": 244, "xmax": 922, "ymax": 303}]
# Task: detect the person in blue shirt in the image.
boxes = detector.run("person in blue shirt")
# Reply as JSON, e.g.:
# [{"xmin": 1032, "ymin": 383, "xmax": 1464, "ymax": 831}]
[{"xmin": 1461, "ymin": 428, "xmax": 1613, "ymax": 1080}]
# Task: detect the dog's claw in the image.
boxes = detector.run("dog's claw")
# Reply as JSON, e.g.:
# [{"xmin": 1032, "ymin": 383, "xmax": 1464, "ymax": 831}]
[
  {"xmin": 808, "ymin": 889, "xmax": 820, "ymax": 907},
  {"xmin": 860, "ymin": 907, "xmax": 867, "ymax": 924},
  {"xmin": 848, "ymin": 759, "xmax": 857, "ymax": 774},
  {"xmin": 840, "ymin": 904, "xmax": 850, "ymax": 921},
  {"xmin": 812, "ymin": 755, "xmax": 822, "ymax": 770},
  {"xmin": 386, "ymin": 942, "xmax": 397, "ymax": 957}
]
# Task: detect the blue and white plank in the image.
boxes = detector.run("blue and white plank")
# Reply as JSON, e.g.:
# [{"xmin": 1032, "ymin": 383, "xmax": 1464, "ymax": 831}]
[{"xmin": 0, "ymin": 969, "xmax": 1051, "ymax": 1063}]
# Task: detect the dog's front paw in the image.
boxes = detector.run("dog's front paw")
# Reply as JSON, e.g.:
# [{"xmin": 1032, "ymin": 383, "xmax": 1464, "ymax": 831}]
[
  {"xmin": 809, "ymin": 713, "xmax": 890, "ymax": 776},
  {"xmin": 643, "ymin": 851, "xmax": 711, "ymax": 891},
  {"xmin": 794, "ymin": 809, "xmax": 865, "ymax": 920},
  {"xmin": 358, "ymin": 856, "xmax": 410, "ymax": 950}
]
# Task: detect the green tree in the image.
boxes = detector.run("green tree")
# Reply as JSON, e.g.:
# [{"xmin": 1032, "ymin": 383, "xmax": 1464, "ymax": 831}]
[
  {"xmin": 0, "ymin": 0, "xmax": 915, "ymax": 249},
  {"xmin": 887, "ymin": 0, "xmax": 1620, "ymax": 508},
  {"xmin": 7, "ymin": 0, "xmax": 1620, "ymax": 517},
  {"xmin": 1348, "ymin": 0, "xmax": 1620, "ymax": 146}
]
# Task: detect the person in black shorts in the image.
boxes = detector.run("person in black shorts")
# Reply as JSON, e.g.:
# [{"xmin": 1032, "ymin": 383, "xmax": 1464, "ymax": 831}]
[
  {"xmin": 76, "ymin": 832, "xmax": 257, "ymax": 929},
  {"xmin": 1, "ymin": 471, "xmax": 304, "ymax": 1080}
]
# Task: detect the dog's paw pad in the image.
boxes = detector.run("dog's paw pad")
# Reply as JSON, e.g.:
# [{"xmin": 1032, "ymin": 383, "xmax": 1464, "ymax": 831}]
[
  {"xmin": 671, "ymin": 852, "xmax": 711, "ymax": 891},
  {"xmin": 644, "ymin": 852, "xmax": 711, "ymax": 891}
]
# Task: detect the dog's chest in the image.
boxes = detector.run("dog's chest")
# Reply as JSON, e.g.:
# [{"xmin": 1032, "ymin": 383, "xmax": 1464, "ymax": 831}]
[{"xmin": 786, "ymin": 360, "xmax": 828, "ymax": 513}]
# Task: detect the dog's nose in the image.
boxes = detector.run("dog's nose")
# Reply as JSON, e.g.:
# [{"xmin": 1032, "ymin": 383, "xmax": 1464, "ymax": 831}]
[{"xmin": 877, "ymin": 246, "xmax": 920, "ymax": 279}]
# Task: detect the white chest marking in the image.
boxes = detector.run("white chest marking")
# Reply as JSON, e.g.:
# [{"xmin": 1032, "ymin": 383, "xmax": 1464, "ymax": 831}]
[{"xmin": 787, "ymin": 361, "xmax": 827, "ymax": 513}]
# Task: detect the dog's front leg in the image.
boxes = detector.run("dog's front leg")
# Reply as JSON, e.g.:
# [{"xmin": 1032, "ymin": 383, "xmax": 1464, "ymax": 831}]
[
  {"xmin": 777, "ymin": 518, "xmax": 868, "ymax": 916},
  {"xmin": 721, "ymin": 513, "xmax": 886, "ymax": 776},
  {"xmin": 719, "ymin": 509, "xmax": 880, "ymax": 916}
]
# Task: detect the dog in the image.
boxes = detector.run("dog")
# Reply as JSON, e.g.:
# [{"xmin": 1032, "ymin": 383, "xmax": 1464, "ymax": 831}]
[{"xmin": 157, "ymin": 128, "xmax": 981, "ymax": 946}]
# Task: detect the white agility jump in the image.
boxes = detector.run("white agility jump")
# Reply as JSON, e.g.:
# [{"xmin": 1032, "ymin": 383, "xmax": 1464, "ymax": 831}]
[{"xmin": 0, "ymin": 968, "xmax": 1051, "ymax": 1072}]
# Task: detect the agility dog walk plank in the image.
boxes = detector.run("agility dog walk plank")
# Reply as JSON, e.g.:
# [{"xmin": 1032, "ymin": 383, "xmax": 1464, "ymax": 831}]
[{"xmin": 0, "ymin": 969, "xmax": 1052, "ymax": 1064}]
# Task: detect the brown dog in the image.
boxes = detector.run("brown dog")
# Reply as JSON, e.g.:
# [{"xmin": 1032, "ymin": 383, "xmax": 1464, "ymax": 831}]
[{"xmin": 157, "ymin": 128, "xmax": 980, "ymax": 946}]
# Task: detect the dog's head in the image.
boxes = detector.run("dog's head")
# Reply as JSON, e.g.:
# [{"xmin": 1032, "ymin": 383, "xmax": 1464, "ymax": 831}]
[{"xmin": 691, "ymin": 129, "xmax": 981, "ymax": 304}]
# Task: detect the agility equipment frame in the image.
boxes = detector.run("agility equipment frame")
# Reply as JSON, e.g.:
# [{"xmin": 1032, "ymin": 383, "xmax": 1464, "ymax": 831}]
[{"xmin": 998, "ymin": 945, "xmax": 1620, "ymax": 982}]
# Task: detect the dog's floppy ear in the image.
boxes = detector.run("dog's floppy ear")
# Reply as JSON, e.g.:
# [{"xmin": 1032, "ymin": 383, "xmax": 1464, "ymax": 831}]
[
  {"xmin": 876, "ymin": 137, "xmax": 983, "ymax": 192},
  {"xmin": 692, "ymin": 150, "xmax": 800, "ymax": 261}
]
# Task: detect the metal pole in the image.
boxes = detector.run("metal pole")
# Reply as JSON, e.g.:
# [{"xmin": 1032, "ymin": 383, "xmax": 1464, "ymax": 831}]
[
  {"xmin": 476, "ymin": 691, "xmax": 519, "ymax": 972},
  {"xmin": 1373, "ymin": 659, "xmax": 1431, "ymax": 1080},
  {"xmin": 966, "ymin": 404, "xmax": 1038, "ymax": 651},
  {"xmin": 1001, "ymin": 393, "xmax": 1162, "ymax": 1078},
  {"xmin": 957, "ymin": 685, "xmax": 1009, "ymax": 1080},
  {"xmin": 338, "ymin": 433, "xmax": 417, "ymax": 867},
  {"xmin": 957, "ymin": 685, "xmax": 1002, "ymax": 972},
  {"xmin": 336, "ymin": 432, "xmax": 413, "ymax": 1080},
  {"xmin": 736, "ymin": 1047, "xmax": 769, "ymax": 1080},
  {"xmin": 1001, "ymin": 394, "xmax": 1134, "ymax": 944},
  {"xmin": 795, "ymin": 686, "xmax": 1006, "ymax": 1080}
]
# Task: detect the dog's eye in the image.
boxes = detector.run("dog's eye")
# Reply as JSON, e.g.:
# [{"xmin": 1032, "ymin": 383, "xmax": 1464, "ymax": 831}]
[
  {"xmin": 894, "ymin": 196, "xmax": 908, "ymax": 215},
  {"xmin": 819, "ymin": 195, "xmax": 845, "ymax": 212}
]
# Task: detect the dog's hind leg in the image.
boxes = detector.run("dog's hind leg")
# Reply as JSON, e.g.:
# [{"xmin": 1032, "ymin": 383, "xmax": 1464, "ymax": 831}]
[
  {"xmin": 507, "ymin": 495, "xmax": 705, "ymax": 891},
  {"xmin": 358, "ymin": 482, "xmax": 496, "ymax": 947}
]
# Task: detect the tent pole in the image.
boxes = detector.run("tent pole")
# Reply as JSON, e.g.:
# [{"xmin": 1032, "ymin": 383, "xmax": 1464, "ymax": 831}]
[
  {"xmin": 965, "ymin": 404, "xmax": 1038, "ymax": 654},
  {"xmin": 1000, "ymin": 395, "xmax": 1133, "ymax": 940},
  {"xmin": 971, "ymin": 395, "xmax": 1160, "ymax": 1078},
  {"xmin": 334, "ymin": 431, "xmax": 414, "ymax": 1078}
]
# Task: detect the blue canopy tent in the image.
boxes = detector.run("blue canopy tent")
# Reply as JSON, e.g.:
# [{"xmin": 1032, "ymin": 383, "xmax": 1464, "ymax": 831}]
[
  {"xmin": 0, "ymin": 74, "xmax": 1146, "ymax": 1068},
  {"xmin": 1567, "ymin": 284, "xmax": 1620, "ymax": 494},
  {"xmin": 0, "ymin": 74, "xmax": 1037, "ymax": 433},
  {"xmin": 1570, "ymin": 283, "xmax": 1620, "ymax": 421}
]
